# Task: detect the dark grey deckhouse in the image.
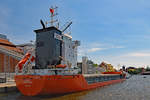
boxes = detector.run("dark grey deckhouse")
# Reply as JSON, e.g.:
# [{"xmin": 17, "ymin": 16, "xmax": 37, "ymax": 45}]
[{"xmin": 34, "ymin": 27, "xmax": 62, "ymax": 69}]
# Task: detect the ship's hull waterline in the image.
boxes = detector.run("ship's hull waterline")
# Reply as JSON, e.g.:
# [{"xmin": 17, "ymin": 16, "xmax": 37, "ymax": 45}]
[{"xmin": 15, "ymin": 74, "xmax": 125, "ymax": 96}]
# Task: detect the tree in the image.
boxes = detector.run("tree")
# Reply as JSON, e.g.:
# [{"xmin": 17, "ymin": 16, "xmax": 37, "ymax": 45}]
[
  {"xmin": 93, "ymin": 64, "xmax": 98, "ymax": 67},
  {"xmin": 146, "ymin": 66, "xmax": 150, "ymax": 71}
]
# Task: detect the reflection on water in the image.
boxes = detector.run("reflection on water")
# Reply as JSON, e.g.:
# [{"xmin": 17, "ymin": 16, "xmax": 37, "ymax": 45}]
[{"xmin": 0, "ymin": 75, "xmax": 150, "ymax": 100}]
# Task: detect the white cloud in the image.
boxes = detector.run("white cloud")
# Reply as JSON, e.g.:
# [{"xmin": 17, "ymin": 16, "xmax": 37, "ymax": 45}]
[
  {"xmin": 87, "ymin": 47, "xmax": 104, "ymax": 53},
  {"xmin": 127, "ymin": 52, "xmax": 150, "ymax": 57},
  {"xmin": 78, "ymin": 47, "xmax": 104, "ymax": 57},
  {"xmin": 97, "ymin": 51, "xmax": 150, "ymax": 68},
  {"xmin": 78, "ymin": 42, "xmax": 125, "ymax": 57},
  {"xmin": 90, "ymin": 42, "xmax": 125, "ymax": 49},
  {"xmin": 123, "ymin": 51, "xmax": 150, "ymax": 57},
  {"xmin": 89, "ymin": 42, "xmax": 103, "ymax": 47},
  {"xmin": 111, "ymin": 46, "xmax": 125, "ymax": 49}
]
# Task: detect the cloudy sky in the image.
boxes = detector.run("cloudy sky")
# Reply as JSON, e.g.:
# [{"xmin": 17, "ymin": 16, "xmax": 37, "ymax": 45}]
[{"xmin": 1, "ymin": 0, "xmax": 150, "ymax": 68}]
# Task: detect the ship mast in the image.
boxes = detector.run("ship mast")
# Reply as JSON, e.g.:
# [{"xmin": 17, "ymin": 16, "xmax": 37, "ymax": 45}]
[{"xmin": 46, "ymin": 6, "xmax": 58, "ymax": 27}]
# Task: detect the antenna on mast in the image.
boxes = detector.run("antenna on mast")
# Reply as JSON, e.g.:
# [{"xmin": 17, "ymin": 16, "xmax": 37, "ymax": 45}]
[{"xmin": 46, "ymin": 6, "xmax": 58, "ymax": 27}]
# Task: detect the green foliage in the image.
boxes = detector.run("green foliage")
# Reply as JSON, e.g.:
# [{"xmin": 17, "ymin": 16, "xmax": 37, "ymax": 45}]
[
  {"xmin": 96, "ymin": 70, "xmax": 98, "ymax": 73},
  {"xmin": 128, "ymin": 69, "xmax": 137, "ymax": 74},
  {"xmin": 93, "ymin": 64, "xmax": 98, "ymax": 67},
  {"xmin": 136, "ymin": 68, "xmax": 143, "ymax": 73},
  {"xmin": 128, "ymin": 68, "xmax": 143, "ymax": 74},
  {"xmin": 146, "ymin": 66, "xmax": 150, "ymax": 71}
]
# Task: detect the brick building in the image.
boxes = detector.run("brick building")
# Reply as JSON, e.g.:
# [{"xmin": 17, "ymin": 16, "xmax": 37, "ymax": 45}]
[{"xmin": 0, "ymin": 34, "xmax": 23, "ymax": 73}]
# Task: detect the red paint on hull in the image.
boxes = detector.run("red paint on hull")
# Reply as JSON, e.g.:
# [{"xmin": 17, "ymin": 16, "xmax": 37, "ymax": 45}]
[{"xmin": 15, "ymin": 74, "xmax": 125, "ymax": 96}]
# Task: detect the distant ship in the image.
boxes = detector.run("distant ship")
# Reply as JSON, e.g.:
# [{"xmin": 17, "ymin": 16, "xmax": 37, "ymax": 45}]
[{"xmin": 15, "ymin": 7, "xmax": 126, "ymax": 96}]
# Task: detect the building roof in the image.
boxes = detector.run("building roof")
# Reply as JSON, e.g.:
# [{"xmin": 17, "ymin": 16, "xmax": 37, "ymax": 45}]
[
  {"xmin": 16, "ymin": 43, "xmax": 34, "ymax": 47},
  {"xmin": 0, "ymin": 34, "xmax": 7, "ymax": 40},
  {"xmin": 0, "ymin": 38, "xmax": 23, "ymax": 54}
]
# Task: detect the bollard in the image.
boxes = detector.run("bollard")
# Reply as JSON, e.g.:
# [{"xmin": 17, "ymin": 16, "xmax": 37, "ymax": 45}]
[{"xmin": 4, "ymin": 87, "xmax": 7, "ymax": 93}]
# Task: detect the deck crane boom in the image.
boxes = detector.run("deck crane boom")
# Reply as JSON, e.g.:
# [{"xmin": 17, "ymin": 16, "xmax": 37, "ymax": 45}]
[{"xmin": 61, "ymin": 22, "xmax": 72, "ymax": 33}]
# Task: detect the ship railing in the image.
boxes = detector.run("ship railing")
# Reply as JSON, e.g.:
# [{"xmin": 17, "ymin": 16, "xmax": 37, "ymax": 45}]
[
  {"xmin": 48, "ymin": 68, "xmax": 79, "ymax": 74},
  {"xmin": 15, "ymin": 68, "xmax": 79, "ymax": 75},
  {"xmin": 46, "ymin": 68, "xmax": 75, "ymax": 71},
  {"xmin": 16, "ymin": 66, "xmax": 79, "ymax": 75}
]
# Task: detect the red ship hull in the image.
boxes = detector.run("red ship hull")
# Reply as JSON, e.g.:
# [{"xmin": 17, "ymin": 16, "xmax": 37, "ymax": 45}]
[{"xmin": 15, "ymin": 74, "xmax": 125, "ymax": 96}]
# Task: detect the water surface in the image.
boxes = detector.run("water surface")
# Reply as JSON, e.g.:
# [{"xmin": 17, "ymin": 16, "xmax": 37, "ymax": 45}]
[{"xmin": 0, "ymin": 75, "xmax": 149, "ymax": 100}]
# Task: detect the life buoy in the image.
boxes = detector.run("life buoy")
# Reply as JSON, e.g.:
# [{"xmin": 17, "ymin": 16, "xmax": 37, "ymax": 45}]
[
  {"xmin": 102, "ymin": 72, "xmax": 122, "ymax": 74},
  {"xmin": 18, "ymin": 53, "xmax": 35, "ymax": 70},
  {"xmin": 56, "ymin": 64, "xmax": 67, "ymax": 68}
]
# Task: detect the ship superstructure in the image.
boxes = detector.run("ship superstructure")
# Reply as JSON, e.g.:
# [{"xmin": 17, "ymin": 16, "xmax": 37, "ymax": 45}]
[
  {"xmin": 15, "ymin": 7, "xmax": 126, "ymax": 96},
  {"xmin": 15, "ymin": 6, "xmax": 80, "ymax": 75}
]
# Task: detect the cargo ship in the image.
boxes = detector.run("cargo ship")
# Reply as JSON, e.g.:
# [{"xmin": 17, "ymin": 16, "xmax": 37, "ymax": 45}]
[{"xmin": 15, "ymin": 7, "xmax": 126, "ymax": 96}]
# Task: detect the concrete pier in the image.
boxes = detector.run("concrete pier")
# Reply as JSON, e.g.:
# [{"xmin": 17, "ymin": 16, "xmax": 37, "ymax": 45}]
[{"xmin": 0, "ymin": 82, "xmax": 17, "ymax": 93}]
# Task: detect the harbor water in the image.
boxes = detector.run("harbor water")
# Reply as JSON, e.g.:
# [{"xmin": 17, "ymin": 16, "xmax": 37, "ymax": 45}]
[{"xmin": 0, "ymin": 75, "xmax": 150, "ymax": 100}]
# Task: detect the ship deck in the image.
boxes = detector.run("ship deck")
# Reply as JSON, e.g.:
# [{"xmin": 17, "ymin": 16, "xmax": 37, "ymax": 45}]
[{"xmin": 83, "ymin": 74, "xmax": 120, "ymax": 78}]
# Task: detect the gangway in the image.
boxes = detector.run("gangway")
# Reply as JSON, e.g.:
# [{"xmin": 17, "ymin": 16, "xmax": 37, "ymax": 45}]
[
  {"xmin": 0, "ymin": 46, "xmax": 23, "ymax": 60},
  {"xmin": 0, "ymin": 46, "xmax": 24, "ymax": 81}
]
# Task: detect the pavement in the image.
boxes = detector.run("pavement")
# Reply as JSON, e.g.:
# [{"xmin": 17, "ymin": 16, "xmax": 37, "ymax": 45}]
[{"xmin": 0, "ymin": 78, "xmax": 17, "ymax": 93}]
